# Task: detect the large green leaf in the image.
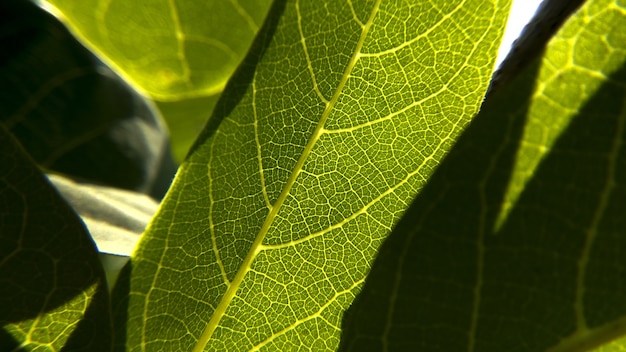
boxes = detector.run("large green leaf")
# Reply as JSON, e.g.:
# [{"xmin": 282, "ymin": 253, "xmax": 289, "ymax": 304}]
[
  {"xmin": 122, "ymin": 0, "xmax": 511, "ymax": 350},
  {"xmin": 0, "ymin": 125, "xmax": 111, "ymax": 351},
  {"xmin": 340, "ymin": 0, "xmax": 626, "ymax": 350},
  {"xmin": 45, "ymin": 0, "xmax": 273, "ymax": 100}
]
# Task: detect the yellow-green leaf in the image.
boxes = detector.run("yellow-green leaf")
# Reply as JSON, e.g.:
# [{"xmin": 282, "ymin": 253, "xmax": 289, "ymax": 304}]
[
  {"xmin": 340, "ymin": 0, "xmax": 626, "ymax": 351},
  {"xmin": 595, "ymin": 335, "xmax": 626, "ymax": 352},
  {"xmin": 45, "ymin": 0, "xmax": 273, "ymax": 100},
  {"xmin": 123, "ymin": 0, "xmax": 511, "ymax": 350}
]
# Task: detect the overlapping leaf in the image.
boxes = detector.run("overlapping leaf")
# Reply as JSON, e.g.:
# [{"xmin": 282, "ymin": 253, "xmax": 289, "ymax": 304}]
[
  {"xmin": 45, "ymin": 0, "xmax": 273, "ymax": 100},
  {"xmin": 0, "ymin": 126, "xmax": 110, "ymax": 351},
  {"xmin": 0, "ymin": 0, "xmax": 177, "ymax": 199},
  {"xmin": 340, "ymin": 0, "xmax": 626, "ymax": 351},
  {"xmin": 123, "ymin": 0, "xmax": 511, "ymax": 350}
]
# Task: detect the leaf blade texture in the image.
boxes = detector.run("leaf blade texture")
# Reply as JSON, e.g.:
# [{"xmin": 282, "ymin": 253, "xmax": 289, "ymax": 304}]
[
  {"xmin": 125, "ymin": 0, "xmax": 511, "ymax": 350},
  {"xmin": 340, "ymin": 0, "xmax": 626, "ymax": 351}
]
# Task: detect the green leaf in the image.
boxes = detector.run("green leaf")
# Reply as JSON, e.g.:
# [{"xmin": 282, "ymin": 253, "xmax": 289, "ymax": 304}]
[
  {"xmin": 123, "ymin": 0, "xmax": 511, "ymax": 350},
  {"xmin": 0, "ymin": 0, "xmax": 178, "ymax": 199},
  {"xmin": 594, "ymin": 335, "xmax": 626, "ymax": 352},
  {"xmin": 156, "ymin": 95, "xmax": 221, "ymax": 162},
  {"xmin": 340, "ymin": 0, "xmax": 626, "ymax": 350},
  {"xmin": 45, "ymin": 0, "xmax": 273, "ymax": 100},
  {"xmin": 0, "ymin": 126, "xmax": 111, "ymax": 351}
]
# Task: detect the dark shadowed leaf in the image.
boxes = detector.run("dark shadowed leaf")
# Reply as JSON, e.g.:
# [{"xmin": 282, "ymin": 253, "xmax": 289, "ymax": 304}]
[
  {"xmin": 0, "ymin": 0, "xmax": 177, "ymax": 200},
  {"xmin": 0, "ymin": 125, "xmax": 111, "ymax": 351},
  {"xmin": 340, "ymin": 0, "xmax": 626, "ymax": 350}
]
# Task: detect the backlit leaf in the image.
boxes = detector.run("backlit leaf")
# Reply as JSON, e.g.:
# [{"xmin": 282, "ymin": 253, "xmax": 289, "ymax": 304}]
[
  {"xmin": 45, "ymin": 0, "xmax": 273, "ymax": 100},
  {"xmin": 122, "ymin": 0, "xmax": 511, "ymax": 350},
  {"xmin": 340, "ymin": 0, "xmax": 626, "ymax": 350}
]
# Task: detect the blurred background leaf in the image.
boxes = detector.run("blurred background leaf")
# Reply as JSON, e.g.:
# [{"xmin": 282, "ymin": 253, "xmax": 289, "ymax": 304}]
[
  {"xmin": 0, "ymin": 0, "xmax": 177, "ymax": 199},
  {"xmin": 0, "ymin": 0, "xmax": 171, "ymax": 317},
  {"xmin": 155, "ymin": 95, "xmax": 220, "ymax": 161},
  {"xmin": 44, "ymin": 0, "xmax": 273, "ymax": 100},
  {"xmin": 43, "ymin": 0, "xmax": 273, "ymax": 162},
  {"xmin": 595, "ymin": 335, "xmax": 626, "ymax": 352}
]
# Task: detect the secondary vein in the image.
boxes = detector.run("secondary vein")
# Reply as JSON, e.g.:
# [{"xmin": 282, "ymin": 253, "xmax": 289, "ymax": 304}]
[
  {"xmin": 193, "ymin": 0, "xmax": 382, "ymax": 349},
  {"xmin": 168, "ymin": 0, "xmax": 191, "ymax": 86}
]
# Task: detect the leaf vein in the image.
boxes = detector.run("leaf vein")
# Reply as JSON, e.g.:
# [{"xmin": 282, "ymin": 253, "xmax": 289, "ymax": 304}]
[
  {"xmin": 208, "ymin": 125, "xmax": 231, "ymax": 287},
  {"xmin": 250, "ymin": 279, "xmax": 364, "ymax": 351},
  {"xmin": 253, "ymin": 75, "xmax": 273, "ymax": 210},
  {"xmin": 228, "ymin": 0, "xmax": 260, "ymax": 33},
  {"xmin": 295, "ymin": 0, "xmax": 330, "ymax": 104},
  {"xmin": 168, "ymin": 0, "xmax": 191, "ymax": 86},
  {"xmin": 358, "ymin": 0, "xmax": 468, "ymax": 58},
  {"xmin": 574, "ymin": 88, "xmax": 626, "ymax": 330},
  {"xmin": 193, "ymin": 0, "xmax": 381, "ymax": 349}
]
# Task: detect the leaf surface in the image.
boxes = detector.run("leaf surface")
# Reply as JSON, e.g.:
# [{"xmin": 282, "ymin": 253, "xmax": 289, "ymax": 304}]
[
  {"xmin": 124, "ymin": 0, "xmax": 511, "ymax": 350},
  {"xmin": 340, "ymin": 0, "xmax": 626, "ymax": 351},
  {"xmin": 45, "ymin": 0, "xmax": 273, "ymax": 100},
  {"xmin": 156, "ymin": 95, "xmax": 221, "ymax": 162},
  {"xmin": 0, "ymin": 126, "xmax": 111, "ymax": 351},
  {"xmin": 594, "ymin": 334, "xmax": 626, "ymax": 352}
]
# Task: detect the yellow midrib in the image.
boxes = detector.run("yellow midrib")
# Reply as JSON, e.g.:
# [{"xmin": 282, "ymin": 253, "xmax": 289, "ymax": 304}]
[{"xmin": 192, "ymin": 1, "xmax": 381, "ymax": 350}]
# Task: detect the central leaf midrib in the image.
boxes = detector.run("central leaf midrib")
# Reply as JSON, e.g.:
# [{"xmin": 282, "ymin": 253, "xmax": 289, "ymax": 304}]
[{"xmin": 192, "ymin": 0, "xmax": 381, "ymax": 350}]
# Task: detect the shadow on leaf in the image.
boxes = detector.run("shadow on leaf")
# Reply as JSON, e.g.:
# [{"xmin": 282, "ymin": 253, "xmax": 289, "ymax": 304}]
[
  {"xmin": 338, "ymin": 52, "xmax": 539, "ymax": 351},
  {"xmin": 0, "ymin": 127, "xmax": 111, "ymax": 350},
  {"xmin": 185, "ymin": 0, "xmax": 288, "ymax": 159},
  {"xmin": 341, "ymin": 41, "xmax": 626, "ymax": 350}
]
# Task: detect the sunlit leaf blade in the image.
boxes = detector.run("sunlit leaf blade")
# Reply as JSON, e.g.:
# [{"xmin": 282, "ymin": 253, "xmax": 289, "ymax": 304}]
[
  {"xmin": 594, "ymin": 335, "xmax": 626, "ymax": 351},
  {"xmin": 340, "ymin": 0, "xmax": 626, "ymax": 351},
  {"xmin": 45, "ymin": 0, "xmax": 273, "ymax": 100},
  {"xmin": 123, "ymin": 0, "xmax": 511, "ymax": 350},
  {"xmin": 0, "ymin": 126, "xmax": 111, "ymax": 351},
  {"xmin": 156, "ymin": 95, "xmax": 221, "ymax": 162}
]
